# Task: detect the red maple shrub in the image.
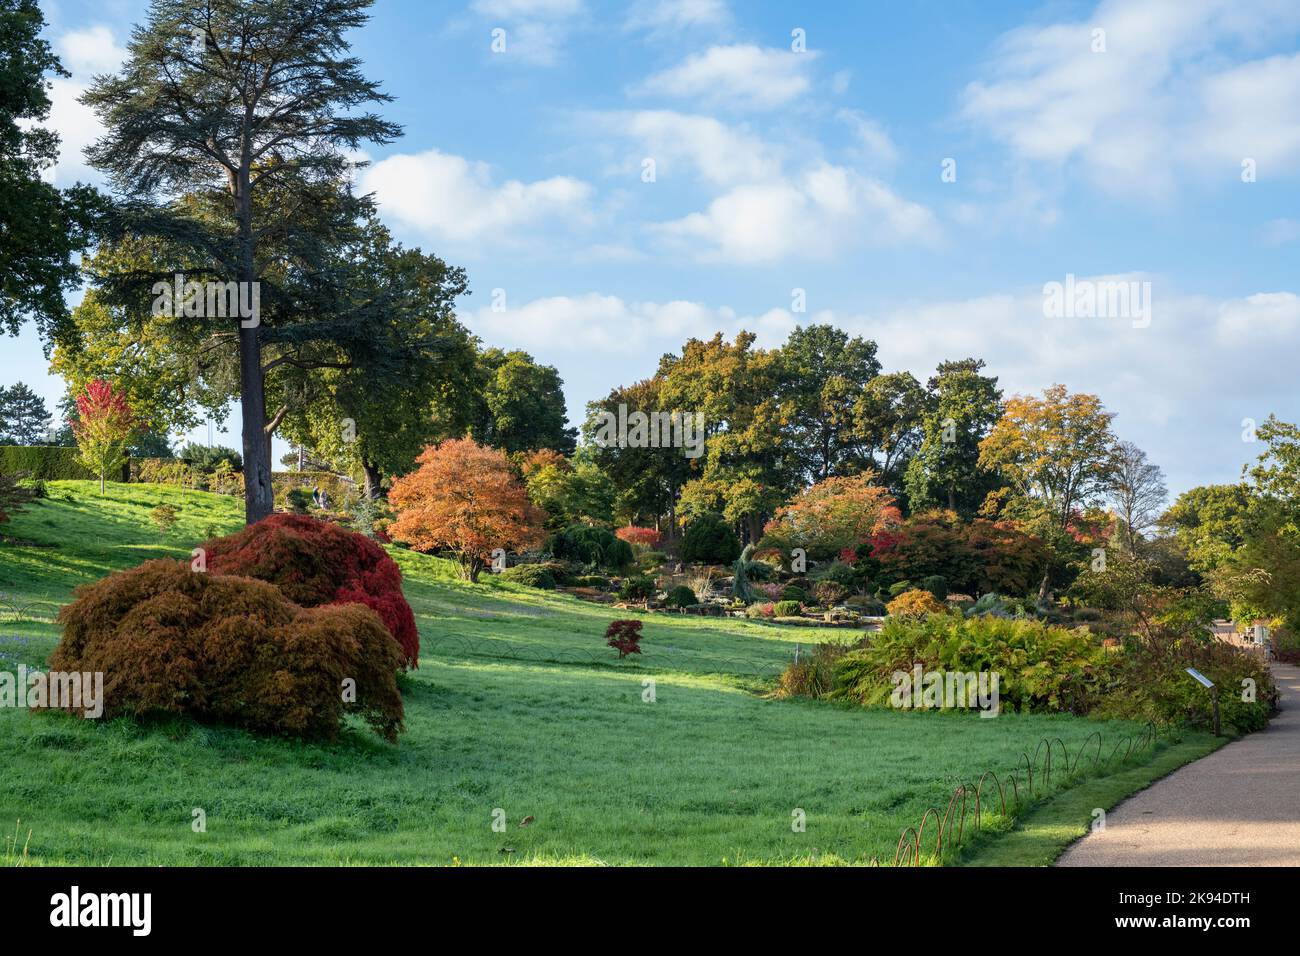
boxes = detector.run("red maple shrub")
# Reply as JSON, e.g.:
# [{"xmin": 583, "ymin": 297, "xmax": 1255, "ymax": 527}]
[
  {"xmin": 51, "ymin": 560, "xmax": 405, "ymax": 741},
  {"xmin": 202, "ymin": 513, "xmax": 419, "ymax": 667},
  {"xmin": 605, "ymin": 619, "xmax": 644, "ymax": 658}
]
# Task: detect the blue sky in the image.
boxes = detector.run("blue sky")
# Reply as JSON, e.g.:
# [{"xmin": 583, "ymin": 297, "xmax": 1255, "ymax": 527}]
[{"xmin": 8, "ymin": 0, "xmax": 1300, "ymax": 496}]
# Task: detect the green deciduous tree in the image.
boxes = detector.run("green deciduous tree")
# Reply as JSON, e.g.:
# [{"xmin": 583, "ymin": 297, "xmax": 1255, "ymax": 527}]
[
  {"xmin": 659, "ymin": 331, "xmax": 794, "ymax": 542},
  {"xmin": 278, "ymin": 219, "xmax": 478, "ymax": 498},
  {"xmin": 904, "ymin": 358, "xmax": 1003, "ymax": 517},
  {"xmin": 471, "ymin": 348, "xmax": 577, "ymax": 456},
  {"xmin": 775, "ymin": 324, "xmax": 881, "ymax": 482}
]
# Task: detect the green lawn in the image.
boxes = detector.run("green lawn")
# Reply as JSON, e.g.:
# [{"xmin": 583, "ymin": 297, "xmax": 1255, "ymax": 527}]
[{"xmin": 0, "ymin": 482, "xmax": 1216, "ymax": 866}]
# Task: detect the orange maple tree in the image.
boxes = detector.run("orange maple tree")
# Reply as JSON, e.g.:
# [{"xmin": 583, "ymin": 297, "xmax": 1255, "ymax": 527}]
[
  {"xmin": 762, "ymin": 473, "xmax": 900, "ymax": 560},
  {"xmin": 388, "ymin": 438, "xmax": 547, "ymax": 581}
]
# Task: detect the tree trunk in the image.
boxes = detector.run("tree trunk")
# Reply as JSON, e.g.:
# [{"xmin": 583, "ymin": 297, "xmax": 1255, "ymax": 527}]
[
  {"xmin": 233, "ymin": 159, "xmax": 272, "ymax": 526},
  {"xmin": 1036, "ymin": 568, "xmax": 1052, "ymax": 607},
  {"xmin": 361, "ymin": 457, "xmax": 382, "ymax": 500},
  {"xmin": 239, "ymin": 322, "xmax": 273, "ymax": 524}
]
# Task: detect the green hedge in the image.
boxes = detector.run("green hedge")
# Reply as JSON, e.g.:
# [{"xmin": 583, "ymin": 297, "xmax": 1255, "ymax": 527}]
[{"xmin": 0, "ymin": 446, "xmax": 127, "ymax": 482}]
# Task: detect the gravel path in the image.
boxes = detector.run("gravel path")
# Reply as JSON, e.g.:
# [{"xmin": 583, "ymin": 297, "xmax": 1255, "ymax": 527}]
[{"xmin": 1057, "ymin": 663, "xmax": 1300, "ymax": 866}]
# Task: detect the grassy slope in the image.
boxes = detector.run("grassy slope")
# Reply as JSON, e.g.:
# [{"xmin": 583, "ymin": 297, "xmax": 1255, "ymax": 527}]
[{"xmin": 0, "ymin": 482, "xmax": 1215, "ymax": 866}]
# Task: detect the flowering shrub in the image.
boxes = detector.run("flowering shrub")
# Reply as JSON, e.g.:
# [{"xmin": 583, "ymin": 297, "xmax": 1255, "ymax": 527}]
[
  {"xmin": 51, "ymin": 560, "xmax": 405, "ymax": 741},
  {"xmin": 605, "ymin": 619, "xmax": 643, "ymax": 658},
  {"xmin": 744, "ymin": 601, "xmax": 776, "ymax": 619},
  {"xmin": 203, "ymin": 513, "xmax": 419, "ymax": 667}
]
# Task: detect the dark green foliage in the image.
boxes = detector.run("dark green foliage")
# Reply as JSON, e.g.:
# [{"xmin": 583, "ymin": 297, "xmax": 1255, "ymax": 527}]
[
  {"xmin": 815, "ymin": 561, "xmax": 859, "ymax": 588},
  {"xmin": 471, "ymin": 348, "xmax": 578, "ymax": 455},
  {"xmin": 681, "ymin": 512, "xmax": 741, "ymax": 565},
  {"xmin": 0, "ymin": 445, "xmax": 112, "ymax": 480},
  {"xmin": 0, "ymin": 382, "xmax": 51, "ymax": 444},
  {"xmin": 731, "ymin": 543, "xmax": 759, "ymax": 603},
  {"xmin": 618, "ymin": 575, "xmax": 655, "ymax": 601},
  {"xmin": 844, "ymin": 595, "xmax": 887, "ymax": 615},
  {"xmin": 178, "ymin": 442, "xmax": 242, "ymax": 472},
  {"xmin": 665, "ymin": 584, "xmax": 696, "ymax": 608},
  {"xmin": 0, "ymin": 0, "xmax": 101, "ymax": 342},
  {"xmin": 551, "ymin": 524, "xmax": 634, "ymax": 571},
  {"xmin": 498, "ymin": 564, "xmax": 557, "ymax": 590},
  {"xmin": 920, "ymin": 575, "xmax": 948, "ymax": 600},
  {"xmin": 773, "ymin": 599, "xmax": 802, "ymax": 617},
  {"xmin": 286, "ymin": 488, "xmax": 312, "ymax": 514},
  {"xmin": 780, "ymin": 585, "xmax": 807, "ymax": 603}
]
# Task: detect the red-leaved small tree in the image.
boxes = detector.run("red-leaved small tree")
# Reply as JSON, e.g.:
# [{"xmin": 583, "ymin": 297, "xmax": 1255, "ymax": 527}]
[
  {"xmin": 615, "ymin": 525, "xmax": 662, "ymax": 548},
  {"xmin": 605, "ymin": 619, "xmax": 644, "ymax": 658},
  {"xmin": 72, "ymin": 379, "xmax": 136, "ymax": 493}
]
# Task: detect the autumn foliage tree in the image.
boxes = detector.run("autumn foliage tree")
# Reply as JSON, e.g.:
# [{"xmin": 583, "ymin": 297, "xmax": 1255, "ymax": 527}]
[
  {"xmin": 388, "ymin": 438, "xmax": 546, "ymax": 581},
  {"xmin": 72, "ymin": 379, "xmax": 135, "ymax": 492},
  {"xmin": 762, "ymin": 473, "xmax": 901, "ymax": 561}
]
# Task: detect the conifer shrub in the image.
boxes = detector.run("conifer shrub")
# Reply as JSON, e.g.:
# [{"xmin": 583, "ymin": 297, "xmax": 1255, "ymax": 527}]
[
  {"xmin": 618, "ymin": 574, "xmax": 655, "ymax": 601},
  {"xmin": 51, "ymin": 560, "xmax": 404, "ymax": 741},
  {"xmin": 202, "ymin": 513, "xmax": 419, "ymax": 667},
  {"xmin": 664, "ymin": 584, "xmax": 697, "ymax": 608}
]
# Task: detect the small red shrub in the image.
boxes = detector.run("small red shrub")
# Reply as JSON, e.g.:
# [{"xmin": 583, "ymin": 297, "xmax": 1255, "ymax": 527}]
[
  {"xmin": 203, "ymin": 513, "xmax": 419, "ymax": 667},
  {"xmin": 51, "ymin": 560, "xmax": 405, "ymax": 741},
  {"xmin": 605, "ymin": 619, "xmax": 644, "ymax": 658}
]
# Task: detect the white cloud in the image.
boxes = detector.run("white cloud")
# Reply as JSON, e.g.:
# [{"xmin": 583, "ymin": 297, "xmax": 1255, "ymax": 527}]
[
  {"xmin": 471, "ymin": 0, "xmax": 581, "ymax": 16},
  {"xmin": 44, "ymin": 26, "xmax": 128, "ymax": 186},
  {"xmin": 359, "ymin": 148, "xmax": 592, "ymax": 245},
  {"xmin": 961, "ymin": 0, "xmax": 1300, "ymax": 193},
  {"xmin": 655, "ymin": 164, "xmax": 938, "ymax": 263},
  {"xmin": 1193, "ymin": 52, "xmax": 1300, "ymax": 172},
  {"xmin": 837, "ymin": 108, "xmax": 899, "ymax": 167},
  {"xmin": 586, "ymin": 109, "xmax": 932, "ymax": 262},
  {"xmin": 1262, "ymin": 218, "xmax": 1300, "ymax": 245},
  {"xmin": 625, "ymin": 0, "xmax": 729, "ymax": 34},
  {"xmin": 57, "ymin": 25, "xmax": 127, "ymax": 76},
  {"xmin": 469, "ymin": 0, "xmax": 583, "ymax": 65},
  {"xmin": 584, "ymin": 110, "xmax": 782, "ymax": 186},
  {"xmin": 634, "ymin": 44, "xmax": 816, "ymax": 111}
]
